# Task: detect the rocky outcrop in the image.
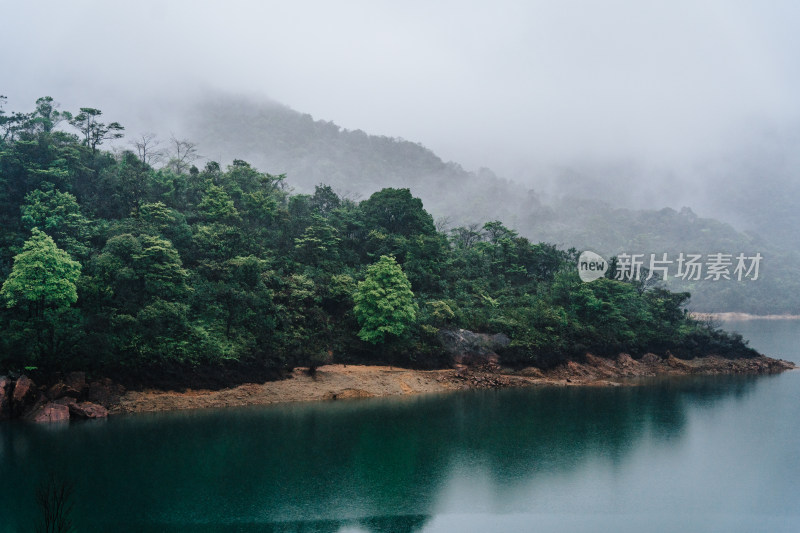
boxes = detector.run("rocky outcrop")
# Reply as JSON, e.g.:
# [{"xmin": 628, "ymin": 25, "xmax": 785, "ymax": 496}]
[
  {"xmin": 438, "ymin": 329, "xmax": 510, "ymax": 365},
  {"xmin": 69, "ymin": 401, "xmax": 109, "ymax": 419},
  {"xmin": 0, "ymin": 376, "xmax": 12, "ymax": 420},
  {"xmin": 0, "ymin": 374, "xmax": 116, "ymax": 423},
  {"xmin": 521, "ymin": 352, "xmax": 796, "ymax": 385},
  {"xmin": 639, "ymin": 353, "xmax": 662, "ymax": 365},
  {"xmin": 46, "ymin": 382, "xmax": 69, "ymax": 400},
  {"xmin": 11, "ymin": 375, "xmax": 39, "ymax": 417},
  {"xmin": 448, "ymin": 366, "xmax": 515, "ymax": 388},
  {"xmin": 29, "ymin": 403, "xmax": 70, "ymax": 423},
  {"xmin": 64, "ymin": 371, "xmax": 88, "ymax": 398}
]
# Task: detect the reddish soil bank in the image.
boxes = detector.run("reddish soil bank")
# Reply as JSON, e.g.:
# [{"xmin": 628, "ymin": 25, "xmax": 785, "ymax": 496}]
[{"xmin": 111, "ymin": 353, "xmax": 795, "ymax": 414}]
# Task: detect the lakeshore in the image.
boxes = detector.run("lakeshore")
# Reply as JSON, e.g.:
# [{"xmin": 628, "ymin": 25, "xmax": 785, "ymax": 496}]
[
  {"xmin": 691, "ymin": 312, "xmax": 800, "ymax": 321},
  {"xmin": 112, "ymin": 353, "xmax": 795, "ymax": 415},
  {"xmin": 3, "ymin": 353, "xmax": 793, "ymax": 421}
]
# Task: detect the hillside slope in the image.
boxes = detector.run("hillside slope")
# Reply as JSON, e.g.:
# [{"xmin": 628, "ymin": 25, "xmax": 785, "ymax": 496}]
[{"xmin": 181, "ymin": 96, "xmax": 799, "ymax": 313}]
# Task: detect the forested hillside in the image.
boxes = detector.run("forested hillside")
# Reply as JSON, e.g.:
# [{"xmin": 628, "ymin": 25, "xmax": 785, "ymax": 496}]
[
  {"xmin": 184, "ymin": 96, "xmax": 800, "ymax": 314},
  {"xmin": 0, "ymin": 97, "xmax": 758, "ymax": 381}
]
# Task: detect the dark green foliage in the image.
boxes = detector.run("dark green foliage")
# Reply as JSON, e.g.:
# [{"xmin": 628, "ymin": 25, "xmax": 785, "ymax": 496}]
[
  {"xmin": 0, "ymin": 97, "xmax": 760, "ymax": 379},
  {"xmin": 68, "ymin": 107, "xmax": 124, "ymax": 153},
  {"xmin": 360, "ymin": 188, "xmax": 436, "ymax": 237},
  {"xmin": 186, "ymin": 95, "xmax": 800, "ymax": 314},
  {"xmin": 673, "ymin": 320, "xmax": 759, "ymax": 360}
]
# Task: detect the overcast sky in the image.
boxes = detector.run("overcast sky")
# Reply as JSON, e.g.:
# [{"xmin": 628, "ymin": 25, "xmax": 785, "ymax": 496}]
[{"xmin": 3, "ymin": 0, "xmax": 800, "ymax": 182}]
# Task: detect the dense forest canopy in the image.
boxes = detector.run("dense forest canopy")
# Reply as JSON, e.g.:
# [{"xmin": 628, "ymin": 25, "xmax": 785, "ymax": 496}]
[
  {"xmin": 0, "ymin": 97, "xmax": 756, "ymax": 381},
  {"xmin": 185, "ymin": 95, "xmax": 800, "ymax": 314}
]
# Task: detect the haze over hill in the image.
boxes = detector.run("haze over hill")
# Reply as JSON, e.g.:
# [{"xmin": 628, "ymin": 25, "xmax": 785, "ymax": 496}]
[
  {"xmin": 4, "ymin": 1, "xmax": 800, "ymax": 213},
  {"xmin": 148, "ymin": 93, "xmax": 799, "ymax": 314},
  {"xmin": 3, "ymin": 1, "xmax": 800, "ymax": 313}
]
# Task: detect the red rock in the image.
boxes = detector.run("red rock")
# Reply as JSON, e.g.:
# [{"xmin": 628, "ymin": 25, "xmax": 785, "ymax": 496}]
[
  {"xmin": 616, "ymin": 353, "xmax": 636, "ymax": 367},
  {"xmin": 11, "ymin": 375, "xmax": 38, "ymax": 417},
  {"xmin": 69, "ymin": 401, "xmax": 108, "ymax": 419},
  {"xmin": 666, "ymin": 354, "xmax": 692, "ymax": 371},
  {"xmin": 30, "ymin": 403, "xmax": 70, "ymax": 423},
  {"xmin": 47, "ymin": 382, "xmax": 69, "ymax": 400},
  {"xmin": 0, "ymin": 376, "xmax": 11, "ymax": 420},
  {"xmin": 64, "ymin": 371, "xmax": 87, "ymax": 397},
  {"xmin": 54, "ymin": 397, "xmax": 78, "ymax": 409},
  {"xmin": 640, "ymin": 353, "xmax": 662, "ymax": 365}
]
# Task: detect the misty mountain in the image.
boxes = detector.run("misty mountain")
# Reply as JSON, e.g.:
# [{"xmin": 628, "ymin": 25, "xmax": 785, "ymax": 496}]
[
  {"xmin": 176, "ymin": 95, "xmax": 800, "ymax": 314},
  {"xmin": 699, "ymin": 128, "xmax": 800, "ymax": 252},
  {"xmin": 182, "ymin": 95, "xmax": 532, "ymax": 225}
]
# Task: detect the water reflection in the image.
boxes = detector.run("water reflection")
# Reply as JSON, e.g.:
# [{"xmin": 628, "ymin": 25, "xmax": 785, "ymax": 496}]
[{"xmin": 0, "ymin": 374, "xmax": 775, "ymax": 532}]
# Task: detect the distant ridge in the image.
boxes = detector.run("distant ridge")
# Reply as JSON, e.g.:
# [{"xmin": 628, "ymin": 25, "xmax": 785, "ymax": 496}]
[{"xmin": 180, "ymin": 94, "xmax": 800, "ymax": 314}]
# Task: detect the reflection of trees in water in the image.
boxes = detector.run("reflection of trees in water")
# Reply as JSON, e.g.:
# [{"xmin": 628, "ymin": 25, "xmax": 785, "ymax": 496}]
[
  {"xmin": 358, "ymin": 514, "xmax": 430, "ymax": 533},
  {"xmin": 457, "ymin": 376, "xmax": 763, "ymax": 482},
  {"xmin": 117, "ymin": 514, "xmax": 432, "ymax": 533},
  {"xmin": 0, "ymin": 376, "xmax": 761, "ymax": 531},
  {"xmin": 34, "ymin": 472, "xmax": 76, "ymax": 533}
]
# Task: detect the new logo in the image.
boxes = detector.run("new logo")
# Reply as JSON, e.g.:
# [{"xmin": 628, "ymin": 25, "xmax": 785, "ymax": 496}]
[{"xmin": 578, "ymin": 251, "xmax": 608, "ymax": 282}]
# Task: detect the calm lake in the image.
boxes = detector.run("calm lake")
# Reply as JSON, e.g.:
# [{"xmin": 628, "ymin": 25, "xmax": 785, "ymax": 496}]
[{"xmin": 1, "ymin": 319, "xmax": 799, "ymax": 532}]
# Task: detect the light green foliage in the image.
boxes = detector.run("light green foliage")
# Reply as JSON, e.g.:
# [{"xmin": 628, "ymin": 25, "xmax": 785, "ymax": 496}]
[
  {"xmin": 242, "ymin": 190, "xmax": 281, "ymax": 225},
  {"xmin": 191, "ymin": 223, "xmax": 242, "ymax": 262},
  {"xmin": 426, "ymin": 300, "xmax": 455, "ymax": 327},
  {"xmin": 294, "ymin": 213, "xmax": 341, "ymax": 265},
  {"xmin": 353, "ymin": 256, "xmax": 418, "ymax": 344},
  {"xmin": 21, "ymin": 185, "xmax": 92, "ymax": 257},
  {"xmin": 198, "ymin": 183, "xmax": 240, "ymax": 224},
  {"xmin": 328, "ymin": 274, "xmax": 356, "ymax": 301},
  {"xmin": 136, "ymin": 202, "xmax": 191, "ymax": 246},
  {"xmin": 1, "ymin": 228, "xmax": 81, "ymax": 311},
  {"xmin": 135, "ymin": 235, "xmax": 191, "ymax": 299}
]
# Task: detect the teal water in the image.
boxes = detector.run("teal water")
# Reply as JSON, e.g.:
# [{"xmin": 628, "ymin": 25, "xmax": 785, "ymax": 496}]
[{"xmin": 1, "ymin": 320, "xmax": 799, "ymax": 532}]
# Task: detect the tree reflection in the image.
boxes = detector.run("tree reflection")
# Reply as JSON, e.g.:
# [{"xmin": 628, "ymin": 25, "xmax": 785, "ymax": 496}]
[{"xmin": 0, "ymin": 375, "xmax": 767, "ymax": 531}]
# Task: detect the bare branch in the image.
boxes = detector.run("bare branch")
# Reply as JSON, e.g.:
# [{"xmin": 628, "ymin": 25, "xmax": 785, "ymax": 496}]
[
  {"xmin": 130, "ymin": 132, "xmax": 164, "ymax": 166},
  {"xmin": 166, "ymin": 134, "xmax": 200, "ymax": 174}
]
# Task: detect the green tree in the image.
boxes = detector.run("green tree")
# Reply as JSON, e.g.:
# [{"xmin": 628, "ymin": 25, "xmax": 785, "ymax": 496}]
[
  {"xmin": 359, "ymin": 188, "xmax": 436, "ymax": 237},
  {"xmin": 310, "ymin": 184, "xmax": 341, "ymax": 216},
  {"xmin": 91, "ymin": 233, "xmax": 189, "ymax": 313},
  {"xmin": 294, "ymin": 213, "xmax": 341, "ymax": 266},
  {"xmin": 31, "ymin": 96, "xmax": 69, "ymax": 134},
  {"xmin": 1, "ymin": 228, "xmax": 81, "ymax": 315},
  {"xmin": 1, "ymin": 229, "xmax": 83, "ymax": 365},
  {"xmin": 68, "ymin": 107, "xmax": 124, "ymax": 153},
  {"xmin": 86, "ymin": 233, "xmax": 193, "ymax": 366},
  {"xmin": 198, "ymin": 183, "xmax": 240, "ymax": 224},
  {"xmin": 0, "ymin": 95, "xmax": 30, "ymax": 143},
  {"xmin": 21, "ymin": 185, "xmax": 93, "ymax": 258},
  {"xmin": 353, "ymin": 255, "xmax": 418, "ymax": 344}
]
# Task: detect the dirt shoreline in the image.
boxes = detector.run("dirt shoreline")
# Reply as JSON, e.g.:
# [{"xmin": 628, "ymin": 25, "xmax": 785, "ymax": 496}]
[
  {"xmin": 112, "ymin": 354, "xmax": 796, "ymax": 415},
  {"xmin": 691, "ymin": 312, "xmax": 800, "ymax": 321}
]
